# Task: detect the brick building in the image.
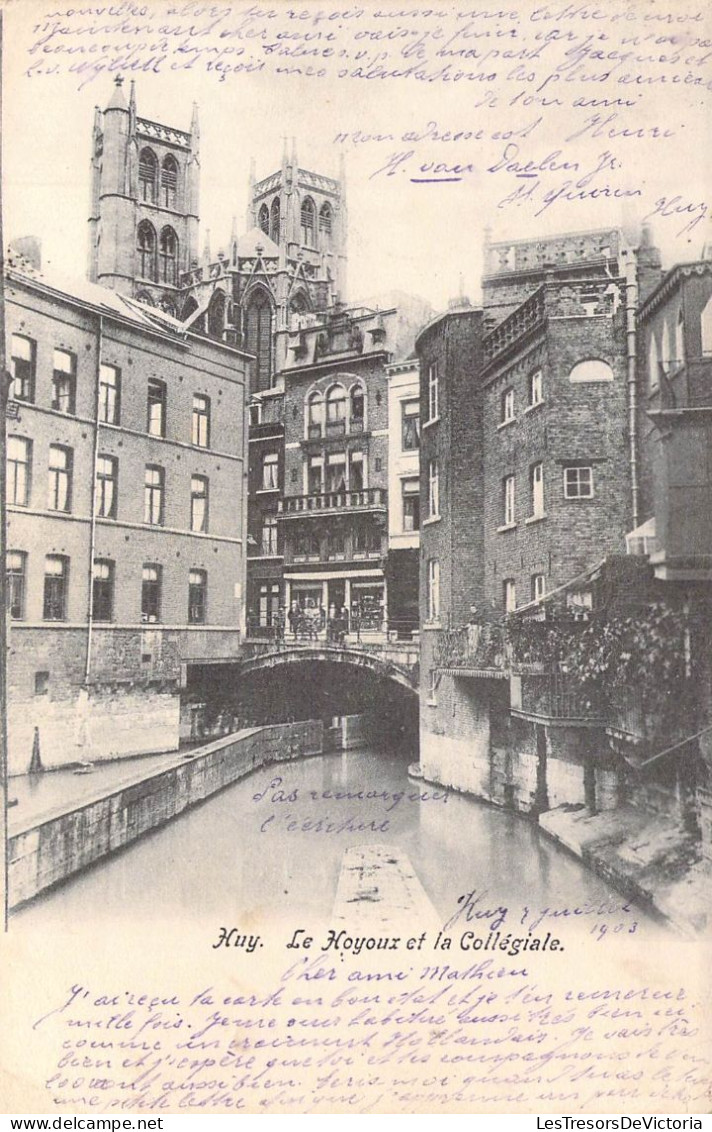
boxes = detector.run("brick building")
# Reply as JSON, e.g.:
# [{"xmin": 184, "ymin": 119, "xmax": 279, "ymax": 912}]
[
  {"xmin": 416, "ymin": 228, "xmax": 665, "ymax": 812},
  {"xmin": 385, "ymin": 356, "xmax": 420, "ymax": 636},
  {"xmin": 5, "ymin": 252, "xmax": 249, "ymax": 774}
]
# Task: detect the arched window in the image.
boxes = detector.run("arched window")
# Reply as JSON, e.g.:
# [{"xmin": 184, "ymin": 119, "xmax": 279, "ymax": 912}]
[
  {"xmin": 319, "ymin": 202, "xmax": 333, "ymax": 238},
  {"xmin": 350, "ymin": 384, "xmax": 365, "ymax": 432},
  {"xmin": 300, "ymin": 197, "xmax": 315, "ymax": 246},
  {"xmin": 258, "ymin": 203, "xmax": 269, "ymax": 236},
  {"xmin": 161, "ymin": 155, "xmax": 178, "ymax": 209},
  {"xmin": 307, "ymin": 391, "xmax": 324, "ymax": 438},
  {"xmin": 289, "ymin": 291, "xmax": 309, "ymax": 329},
  {"xmin": 244, "ymin": 288, "xmax": 273, "ymax": 393},
  {"xmin": 569, "ymin": 359, "xmax": 614, "ymax": 383},
  {"xmin": 137, "ymin": 221, "xmax": 157, "ymax": 281},
  {"xmin": 207, "ymin": 291, "xmax": 225, "ymax": 339},
  {"xmin": 701, "ymin": 296, "xmax": 712, "ymax": 355},
  {"xmin": 326, "ymin": 385, "xmax": 346, "ymax": 436},
  {"xmin": 270, "ymin": 197, "xmax": 281, "ymax": 243},
  {"xmin": 138, "ymin": 148, "xmax": 158, "ymax": 203},
  {"xmin": 181, "ymin": 296, "xmax": 199, "ymax": 323},
  {"xmin": 649, "ymin": 332, "xmax": 660, "ymax": 388},
  {"xmin": 159, "ymin": 226, "xmax": 178, "ymax": 285}
]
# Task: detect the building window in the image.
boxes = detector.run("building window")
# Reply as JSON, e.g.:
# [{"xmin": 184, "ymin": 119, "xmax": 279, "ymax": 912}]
[
  {"xmin": 7, "ymin": 551, "xmax": 27, "ymax": 619},
  {"xmin": 138, "ymin": 148, "xmax": 158, "ymax": 202},
  {"xmin": 504, "ymin": 579, "xmax": 517, "ymax": 613},
  {"xmin": 262, "ymin": 452, "xmax": 279, "ymax": 491},
  {"xmin": 249, "ymin": 401, "xmax": 262, "ymax": 427},
  {"xmin": 350, "ymin": 385, "xmax": 365, "ymax": 432},
  {"xmin": 147, "ymin": 379, "xmax": 167, "ymax": 437},
  {"xmin": 328, "ymin": 530, "xmax": 345, "ymax": 559},
  {"xmin": 300, "ymin": 196, "xmax": 316, "ymax": 246},
  {"xmin": 401, "ymin": 399, "xmax": 420, "ymax": 450},
  {"xmin": 137, "ymin": 220, "xmax": 157, "ymax": 281},
  {"xmin": 564, "ymin": 465, "xmax": 594, "ymax": 499},
  {"xmin": 675, "ymin": 311, "xmax": 685, "ymax": 367},
  {"xmin": 569, "ymin": 359, "xmax": 614, "ymax": 383},
  {"xmin": 192, "ymin": 394, "xmax": 210, "ymax": 447},
  {"xmin": 95, "ymin": 454, "xmax": 118, "ymax": 518},
  {"xmin": 43, "ymin": 555, "xmax": 68, "ymax": 621},
  {"xmin": 501, "ymin": 387, "xmax": 515, "ymax": 423},
  {"xmin": 190, "ymin": 475, "xmax": 209, "ymax": 532},
  {"xmin": 427, "ymin": 363, "xmax": 439, "ymax": 422},
  {"xmin": 307, "ymin": 457, "xmax": 323, "ymax": 495},
  {"xmin": 144, "ymin": 465, "xmax": 165, "ymax": 525},
  {"xmin": 161, "ymin": 155, "xmax": 178, "ymax": 208},
  {"xmin": 258, "ymin": 203, "xmax": 269, "ymax": 236},
  {"xmin": 354, "ymin": 525, "xmax": 380, "ymax": 556},
  {"xmin": 99, "ymin": 363, "xmax": 121, "ymax": 424},
  {"xmin": 307, "ymin": 392, "xmax": 324, "ymax": 438},
  {"xmin": 48, "ymin": 445, "xmax": 72, "ymax": 513},
  {"xmin": 427, "ymin": 559, "xmax": 440, "ymax": 622},
  {"xmin": 244, "ymin": 288, "xmax": 273, "ymax": 392},
  {"xmin": 159, "ymin": 227, "xmax": 179, "ymax": 286},
  {"xmin": 9, "ymin": 334, "xmax": 35, "ymax": 402},
  {"xmin": 261, "ymin": 516, "xmax": 278, "ymax": 556},
  {"xmin": 188, "ymin": 569, "xmax": 207, "ymax": 623},
  {"xmin": 35, "ymin": 671, "xmax": 50, "ymax": 696},
  {"xmin": 648, "ymin": 333, "xmax": 660, "ymax": 387},
  {"xmin": 504, "ymin": 474, "xmax": 515, "ymax": 526},
  {"xmin": 92, "ymin": 558, "xmax": 115, "ymax": 622},
  {"xmin": 529, "ymin": 369, "xmax": 543, "ymax": 407},
  {"xmin": 428, "ymin": 459, "xmax": 439, "ymax": 519},
  {"xmin": 319, "ymin": 201, "xmax": 333, "ymax": 237},
  {"xmin": 531, "ymin": 574, "xmax": 546, "ymax": 602},
  {"xmin": 326, "ymin": 453, "xmax": 346, "ymax": 494},
  {"xmin": 530, "ymin": 462, "xmax": 544, "ymax": 518},
  {"xmin": 52, "ymin": 349, "xmax": 76, "ymax": 414},
  {"xmin": 259, "ymin": 583, "xmax": 281, "ymax": 627},
  {"xmin": 402, "ymin": 478, "xmax": 420, "ymax": 532},
  {"xmin": 141, "ymin": 564, "xmax": 162, "ymax": 623},
  {"xmin": 7, "ymin": 436, "xmax": 31, "ymax": 506},
  {"xmin": 326, "ymin": 385, "xmax": 346, "ymax": 436},
  {"xmin": 270, "ymin": 197, "xmax": 281, "ymax": 243},
  {"xmin": 349, "ymin": 451, "xmax": 364, "ymax": 492}
]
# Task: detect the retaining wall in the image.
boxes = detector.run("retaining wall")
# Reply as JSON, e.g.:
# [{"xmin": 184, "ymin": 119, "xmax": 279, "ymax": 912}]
[{"xmin": 9, "ymin": 720, "xmax": 323, "ymax": 909}]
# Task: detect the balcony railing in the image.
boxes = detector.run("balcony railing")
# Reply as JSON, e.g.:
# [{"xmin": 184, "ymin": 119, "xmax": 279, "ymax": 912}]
[
  {"xmin": 511, "ymin": 672, "xmax": 603, "ymax": 725},
  {"xmin": 278, "ymin": 488, "xmax": 387, "ymax": 517},
  {"xmin": 435, "ymin": 623, "xmax": 507, "ymax": 673}
]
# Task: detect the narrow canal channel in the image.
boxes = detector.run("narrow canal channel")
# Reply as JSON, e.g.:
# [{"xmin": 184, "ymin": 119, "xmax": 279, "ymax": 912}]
[{"xmin": 13, "ymin": 745, "xmax": 658, "ymax": 933}]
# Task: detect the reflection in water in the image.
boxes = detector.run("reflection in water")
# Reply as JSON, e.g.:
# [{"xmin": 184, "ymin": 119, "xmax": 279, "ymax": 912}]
[{"xmin": 14, "ymin": 747, "xmax": 658, "ymax": 935}]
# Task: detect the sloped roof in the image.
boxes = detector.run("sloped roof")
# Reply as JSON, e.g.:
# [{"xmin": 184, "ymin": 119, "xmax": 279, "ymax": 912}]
[{"xmin": 236, "ymin": 227, "xmax": 280, "ymax": 259}]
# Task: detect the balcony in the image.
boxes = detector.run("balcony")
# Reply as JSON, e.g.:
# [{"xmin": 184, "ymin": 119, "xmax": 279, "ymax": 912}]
[
  {"xmin": 606, "ymin": 685, "xmax": 698, "ymax": 762},
  {"xmin": 510, "ymin": 671, "xmax": 604, "ymax": 726},
  {"xmin": 278, "ymin": 488, "xmax": 387, "ymax": 519},
  {"xmin": 434, "ymin": 623, "xmax": 507, "ymax": 676}
]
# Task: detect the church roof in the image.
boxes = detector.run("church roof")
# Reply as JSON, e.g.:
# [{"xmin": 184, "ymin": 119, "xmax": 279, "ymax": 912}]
[{"xmin": 237, "ymin": 227, "xmax": 280, "ymax": 259}]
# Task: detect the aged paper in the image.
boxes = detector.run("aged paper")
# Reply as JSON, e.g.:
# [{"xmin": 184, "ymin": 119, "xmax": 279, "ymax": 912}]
[{"xmin": 2, "ymin": 0, "xmax": 711, "ymax": 1116}]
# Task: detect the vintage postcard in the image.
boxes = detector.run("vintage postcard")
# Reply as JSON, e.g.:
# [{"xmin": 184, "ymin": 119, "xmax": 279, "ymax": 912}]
[{"xmin": 1, "ymin": 0, "xmax": 711, "ymax": 1116}]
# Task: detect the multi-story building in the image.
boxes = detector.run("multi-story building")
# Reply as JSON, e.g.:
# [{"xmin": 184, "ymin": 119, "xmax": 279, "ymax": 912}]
[
  {"xmin": 385, "ymin": 356, "xmax": 420, "ymax": 636},
  {"xmin": 5, "ymin": 248, "xmax": 249, "ymax": 774},
  {"xmin": 416, "ymin": 228, "xmax": 664, "ymax": 811}
]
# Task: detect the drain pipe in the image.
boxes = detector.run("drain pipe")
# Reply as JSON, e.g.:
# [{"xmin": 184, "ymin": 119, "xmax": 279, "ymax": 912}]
[
  {"xmin": 623, "ymin": 245, "xmax": 640, "ymax": 530},
  {"xmin": 85, "ymin": 313, "xmax": 103, "ymax": 683}
]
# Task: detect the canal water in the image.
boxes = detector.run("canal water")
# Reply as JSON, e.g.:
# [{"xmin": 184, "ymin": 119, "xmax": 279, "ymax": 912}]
[{"xmin": 13, "ymin": 746, "xmax": 658, "ymax": 934}]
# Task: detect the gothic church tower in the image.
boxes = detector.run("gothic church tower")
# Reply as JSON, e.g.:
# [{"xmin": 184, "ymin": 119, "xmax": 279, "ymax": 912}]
[{"xmin": 88, "ymin": 77, "xmax": 200, "ymax": 310}]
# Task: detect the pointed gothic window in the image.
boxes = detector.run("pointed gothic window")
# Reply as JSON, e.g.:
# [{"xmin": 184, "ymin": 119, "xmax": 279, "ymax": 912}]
[
  {"xmin": 319, "ymin": 201, "xmax": 333, "ymax": 238},
  {"xmin": 207, "ymin": 291, "xmax": 225, "ymax": 339},
  {"xmin": 244, "ymin": 288, "xmax": 273, "ymax": 393},
  {"xmin": 137, "ymin": 221, "xmax": 157, "ymax": 281},
  {"xmin": 138, "ymin": 148, "xmax": 158, "ymax": 203},
  {"xmin": 300, "ymin": 197, "xmax": 315, "ymax": 246},
  {"xmin": 159, "ymin": 226, "xmax": 178, "ymax": 285},
  {"xmin": 161, "ymin": 155, "xmax": 178, "ymax": 209},
  {"xmin": 270, "ymin": 197, "xmax": 281, "ymax": 243},
  {"xmin": 258, "ymin": 204, "xmax": 269, "ymax": 236}
]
